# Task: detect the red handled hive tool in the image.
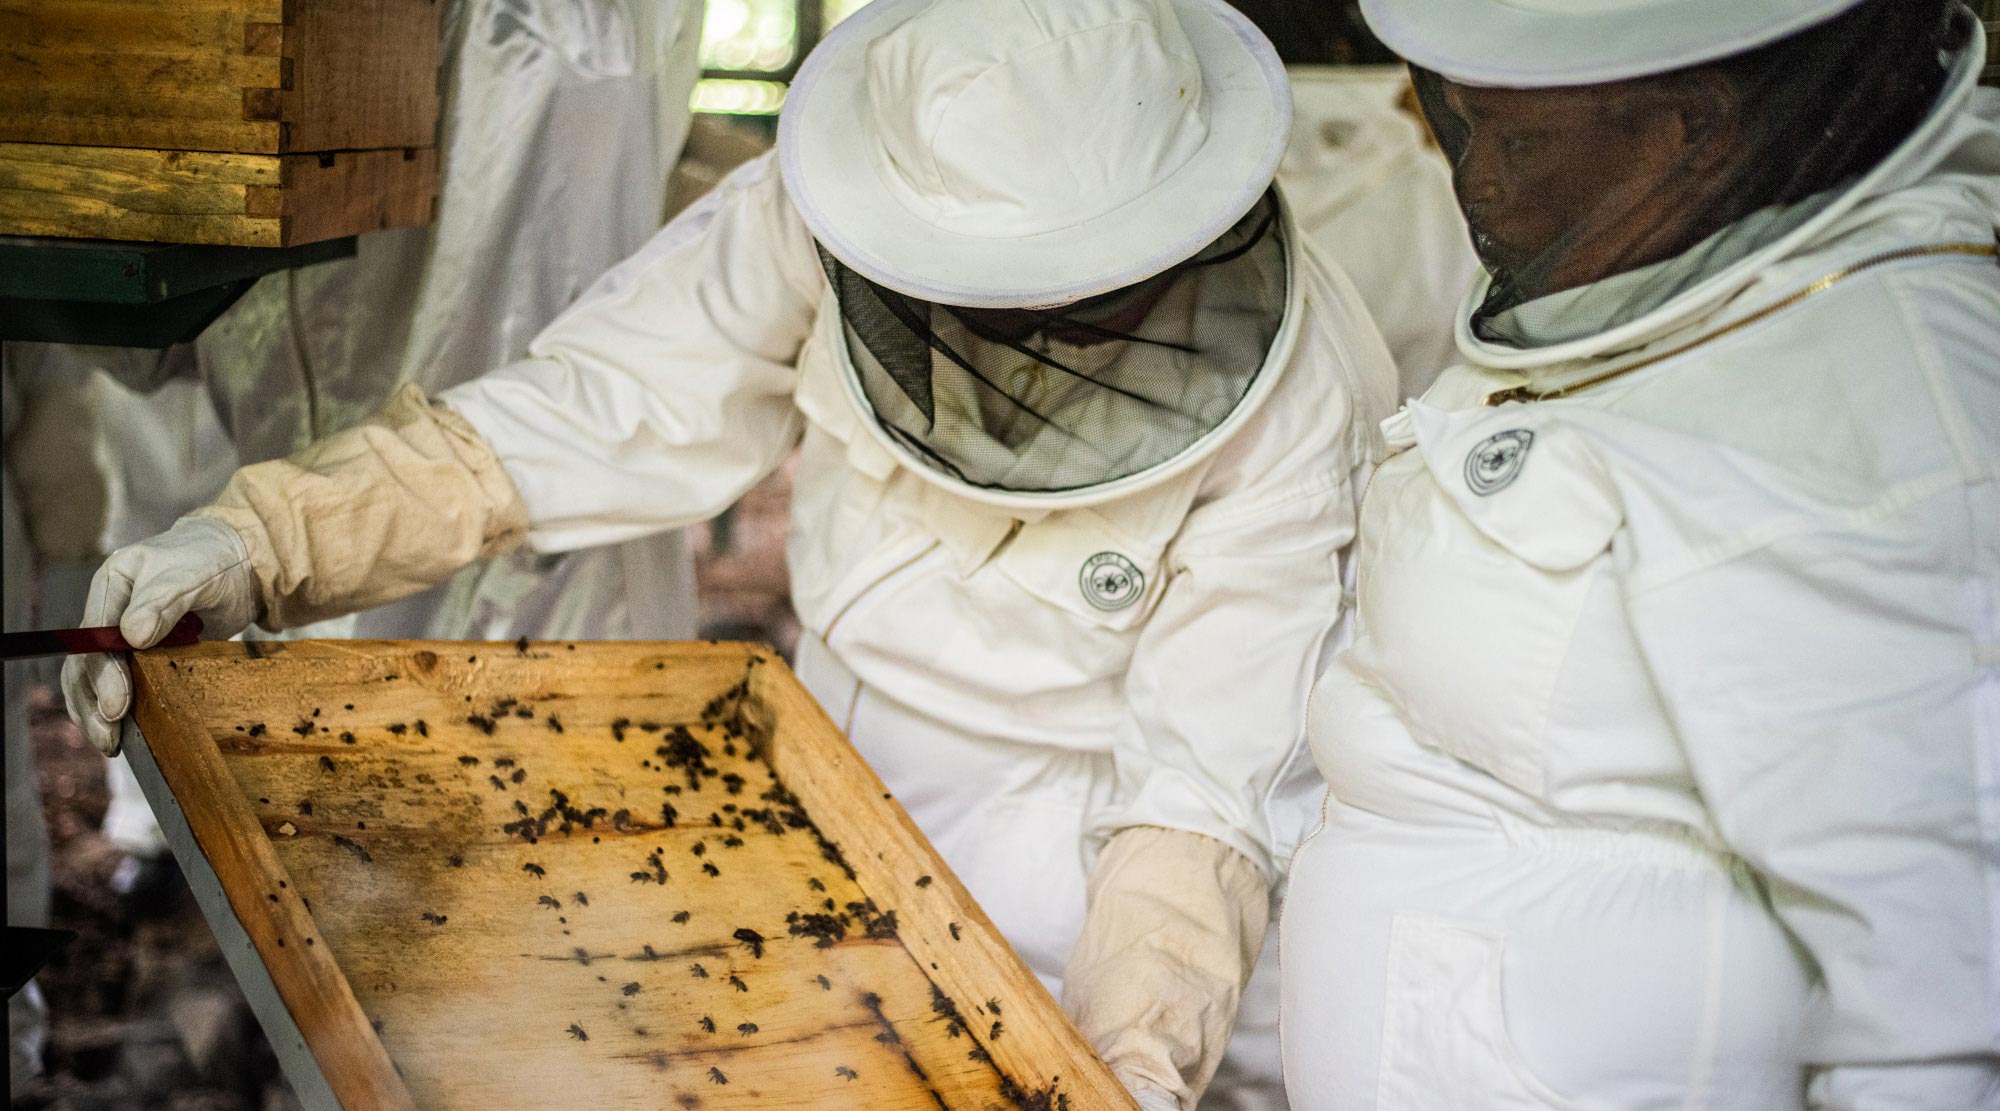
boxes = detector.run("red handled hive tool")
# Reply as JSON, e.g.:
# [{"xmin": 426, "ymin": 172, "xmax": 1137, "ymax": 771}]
[{"xmin": 0, "ymin": 614, "xmax": 204, "ymax": 661}]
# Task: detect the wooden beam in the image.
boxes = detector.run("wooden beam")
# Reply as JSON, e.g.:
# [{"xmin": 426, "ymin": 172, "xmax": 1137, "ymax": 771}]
[
  {"xmin": 285, "ymin": 0, "xmax": 438, "ymax": 152},
  {"xmin": 0, "ymin": 141, "xmax": 435, "ymax": 246},
  {"xmin": 0, "ymin": 0, "xmax": 435, "ymax": 154},
  {"xmin": 0, "ymin": 142, "xmax": 282, "ymax": 245},
  {"xmin": 122, "ymin": 716, "xmax": 350, "ymax": 1111},
  {"xmin": 279, "ymin": 146, "xmax": 435, "ymax": 244},
  {"xmin": 751, "ymin": 658, "xmax": 1138, "ymax": 1111},
  {"xmin": 0, "ymin": 0, "xmax": 278, "ymax": 56}
]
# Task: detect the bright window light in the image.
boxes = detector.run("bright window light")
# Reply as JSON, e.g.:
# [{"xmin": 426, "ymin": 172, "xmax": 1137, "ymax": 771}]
[
  {"xmin": 700, "ymin": 0, "xmax": 798, "ymax": 72},
  {"xmin": 824, "ymin": 0, "xmax": 872, "ymax": 28},
  {"xmin": 691, "ymin": 78, "xmax": 789, "ymax": 115}
]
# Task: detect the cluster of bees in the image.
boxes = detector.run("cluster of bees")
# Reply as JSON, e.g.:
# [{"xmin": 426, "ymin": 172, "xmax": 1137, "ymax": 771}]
[{"xmin": 243, "ymin": 651, "xmax": 1072, "ymax": 1108}]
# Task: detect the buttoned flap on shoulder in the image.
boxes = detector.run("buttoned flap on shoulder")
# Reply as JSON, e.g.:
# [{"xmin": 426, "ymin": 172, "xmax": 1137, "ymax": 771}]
[
  {"xmin": 987, "ymin": 503, "xmax": 1176, "ymax": 633},
  {"xmin": 1406, "ymin": 402, "xmax": 1625, "ymax": 573},
  {"xmin": 1349, "ymin": 405, "xmax": 1628, "ymax": 798}
]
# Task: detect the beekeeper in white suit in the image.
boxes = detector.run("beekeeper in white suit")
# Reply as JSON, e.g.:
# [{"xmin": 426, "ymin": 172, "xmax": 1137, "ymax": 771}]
[
  {"xmin": 63, "ymin": 0, "xmax": 1399, "ymax": 1106},
  {"xmin": 1282, "ymin": 0, "xmax": 2000, "ymax": 1107},
  {"xmin": 14, "ymin": 0, "xmax": 702, "ymax": 862}
]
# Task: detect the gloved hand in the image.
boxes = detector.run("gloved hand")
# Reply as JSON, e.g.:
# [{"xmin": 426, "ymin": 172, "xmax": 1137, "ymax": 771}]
[
  {"xmin": 62, "ymin": 385, "xmax": 528, "ymax": 756},
  {"xmin": 1063, "ymin": 826, "xmax": 1271, "ymax": 1111},
  {"xmin": 62, "ymin": 516, "xmax": 261, "ymax": 755}
]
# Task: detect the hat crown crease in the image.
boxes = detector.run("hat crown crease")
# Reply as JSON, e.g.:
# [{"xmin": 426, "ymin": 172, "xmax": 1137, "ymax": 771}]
[{"xmin": 866, "ymin": 0, "xmax": 1211, "ymax": 239}]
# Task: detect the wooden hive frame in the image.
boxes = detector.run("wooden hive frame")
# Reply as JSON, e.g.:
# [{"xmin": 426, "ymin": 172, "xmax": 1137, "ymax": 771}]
[{"xmin": 125, "ymin": 639, "xmax": 1137, "ymax": 1111}]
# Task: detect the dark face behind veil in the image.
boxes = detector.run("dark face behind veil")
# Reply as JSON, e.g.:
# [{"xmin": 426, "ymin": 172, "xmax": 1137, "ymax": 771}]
[
  {"xmin": 1405, "ymin": 0, "xmax": 1961, "ymax": 340},
  {"xmin": 1224, "ymin": 0, "xmax": 1397, "ymax": 66}
]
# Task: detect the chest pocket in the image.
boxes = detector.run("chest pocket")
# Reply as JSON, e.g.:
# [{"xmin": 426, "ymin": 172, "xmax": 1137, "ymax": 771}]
[
  {"xmin": 1352, "ymin": 404, "xmax": 1624, "ymax": 797},
  {"xmin": 984, "ymin": 502, "xmax": 1178, "ymax": 635}
]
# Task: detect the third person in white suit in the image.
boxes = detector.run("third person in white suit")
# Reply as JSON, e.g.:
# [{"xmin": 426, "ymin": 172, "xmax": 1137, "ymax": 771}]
[
  {"xmin": 1282, "ymin": 0, "xmax": 2000, "ymax": 1107},
  {"xmin": 64, "ymin": 1, "xmax": 1399, "ymax": 1107}
]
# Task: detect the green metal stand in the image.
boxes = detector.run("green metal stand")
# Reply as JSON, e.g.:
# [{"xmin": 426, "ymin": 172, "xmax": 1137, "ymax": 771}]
[{"xmin": 0, "ymin": 235, "xmax": 356, "ymax": 347}]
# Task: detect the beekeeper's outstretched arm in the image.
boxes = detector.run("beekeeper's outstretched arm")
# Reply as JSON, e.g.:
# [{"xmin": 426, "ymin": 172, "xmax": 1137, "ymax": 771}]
[
  {"xmin": 65, "ymin": 154, "xmax": 821, "ymax": 754},
  {"xmin": 1065, "ymin": 322, "xmax": 1379, "ymax": 1109},
  {"xmin": 1624, "ymin": 487, "xmax": 2000, "ymax": 1109}
]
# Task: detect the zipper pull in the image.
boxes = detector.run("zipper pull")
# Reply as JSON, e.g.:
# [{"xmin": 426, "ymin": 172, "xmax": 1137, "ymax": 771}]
[{"xmin": 987, "ymin": 519, "xmax": 1025, "ymax": 565}]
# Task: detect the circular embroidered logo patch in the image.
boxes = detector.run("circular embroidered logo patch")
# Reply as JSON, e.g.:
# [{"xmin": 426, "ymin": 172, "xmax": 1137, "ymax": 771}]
[
  {"xmin": 1464, "ymin": 429, "xmax": 1535, "ymax": 496},
  {"xmin": 1079, "ymin": 552, "xmax": 1144, "ymax": 612}
]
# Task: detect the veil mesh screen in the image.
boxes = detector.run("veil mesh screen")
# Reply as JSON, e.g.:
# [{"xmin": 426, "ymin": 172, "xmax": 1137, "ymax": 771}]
[{"xmin": 820, "ymin": 192, "xmax": 1287, "ymax": 494}]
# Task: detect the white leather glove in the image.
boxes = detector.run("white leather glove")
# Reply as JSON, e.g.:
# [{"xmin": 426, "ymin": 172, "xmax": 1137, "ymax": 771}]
[
  {"xmin": 61, "ymin": 516, "xmax": 261, "ymax": 755},
  {"xmin": 1063, "ymin": 826, "xmax": 1271, "ymax": 1111}
]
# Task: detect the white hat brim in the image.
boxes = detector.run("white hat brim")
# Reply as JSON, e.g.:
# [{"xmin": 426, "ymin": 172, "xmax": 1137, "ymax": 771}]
[
  {"xmin": 1360, "ymin": 0, "xmax": 1866, "ymax": 88},
  {"xmin": 778, "ymin": 0, "xmax": 1291, "ymax": 308}
]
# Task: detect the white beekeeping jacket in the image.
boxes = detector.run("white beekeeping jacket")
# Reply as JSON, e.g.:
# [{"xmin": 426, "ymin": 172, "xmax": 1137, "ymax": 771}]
[
  {"xmin": 444, "ymin": 151, "xmax": 1401, "ymax": 878},
  {"xmin": 1307, "ymin": 36, "xmax": 2000, "ymax": 1108}
]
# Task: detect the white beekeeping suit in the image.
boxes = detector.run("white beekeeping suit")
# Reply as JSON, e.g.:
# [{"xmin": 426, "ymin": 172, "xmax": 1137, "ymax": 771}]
[
  {"xmin": 1281, "ymin": 1, "xmax": 2000, "ymax": 1108},
  {"xmin": 1276, "ymin": 66, "xmax": 1476, "ymax": 400},
  {"xmin": 2, "ymin": 367, "xmax": 51, "ymax": 1097},
  {"xmin": 63, "ymin": 1, "xmax": 1402, "ymax": 1106}
]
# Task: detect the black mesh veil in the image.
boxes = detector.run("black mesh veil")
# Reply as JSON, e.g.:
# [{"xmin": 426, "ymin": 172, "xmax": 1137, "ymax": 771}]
[
  {"xmin": 819, "ymin": 192, "xmax": 1287, "ymax": 495},
  {"xmin": 1404, "ymin": 0, "xmax": 1968, "ymax": 348}
]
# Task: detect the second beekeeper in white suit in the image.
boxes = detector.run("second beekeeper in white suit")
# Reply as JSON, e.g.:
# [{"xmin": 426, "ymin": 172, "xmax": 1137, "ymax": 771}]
[
  {"xmin": 63, "ymin": 0, "xmax": 1399, "ymax": 1106},
  {"xmin": 1281, "ymin": 0, "xmax": 2000, "ymax": 1107}
]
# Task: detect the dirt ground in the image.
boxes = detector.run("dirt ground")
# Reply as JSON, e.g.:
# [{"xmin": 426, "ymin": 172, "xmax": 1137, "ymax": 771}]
[{"xmin": 12, "ymin": 686, "xmax": 299, "ymax": 1111}]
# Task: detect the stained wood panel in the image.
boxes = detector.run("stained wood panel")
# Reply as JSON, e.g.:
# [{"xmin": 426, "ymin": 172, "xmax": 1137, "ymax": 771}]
[
  {"xmin": 130, "ymin": 640, "xmax": 1133, "ymax": 1111},
  {"xmin": 0, "ymin": 0, "xmax": 437, "ymax": 245},
  {"xmin": 284, "ymin": 0, "xmax": 436, "ymax": 154},
  {"xmin": 0, "ymin": 142, "xmax": 436, "ymax": 246},
  {"xmin": 0, "ymin": 0, "xmax": 287, "ymax": 55},
  {"xmin": 0, "ymin": 0, "xmax": 435, "ymax": 155}
]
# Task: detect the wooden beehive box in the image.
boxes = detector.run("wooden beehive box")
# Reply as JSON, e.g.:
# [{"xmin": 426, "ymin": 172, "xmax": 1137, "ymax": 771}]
[
  {"xmin": 124, "ymin": 639, "xmax": 1136, "ymax": 1111},
  {"xmin": 0, "ymin": 0, "xmax": 439, "ymax": 246}
]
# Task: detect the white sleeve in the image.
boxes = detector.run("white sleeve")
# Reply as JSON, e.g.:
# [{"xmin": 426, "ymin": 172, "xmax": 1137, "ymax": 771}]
[
  {"xmin": 441, "ymin": 151, "xmax": 822, "ymax": 553},
  {"xmin": 1091, "ymin": 471, "xmax": 1350, "ymax": 879},
  {"xmin": 1623, "ymin": 483, "xmax": 2000, "ymax": 1110},
  {"xmin": 1085, "ymin": 346, "xmax": 1369, "ymax": 879},
  {"xmin": 1063, "ymin": 395, "xmax": 1364, "ymax": 1108}
]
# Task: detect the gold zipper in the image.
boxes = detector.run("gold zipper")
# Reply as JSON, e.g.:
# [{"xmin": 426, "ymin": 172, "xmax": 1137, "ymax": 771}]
[
  {"xmin": 983, "ymin": 519, "xmax": 1025, "ymax": 567},
  {"xmin": 1485, "ymin": 241, "xmax": 1999, "ymax": 407}
]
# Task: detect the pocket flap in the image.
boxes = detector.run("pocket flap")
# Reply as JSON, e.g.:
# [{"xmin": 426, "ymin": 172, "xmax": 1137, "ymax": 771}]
[
  {"xmin": 990, "ymin": 507, "xmax": 1170, "ymax": 631},
  {"xmin": 1379, "ymin": 913, "xmax": 1579, "ymax": 1111},
  {"xmin": 1407, "ymin": 403, "xmax": 1623, "ymax": 573}
]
